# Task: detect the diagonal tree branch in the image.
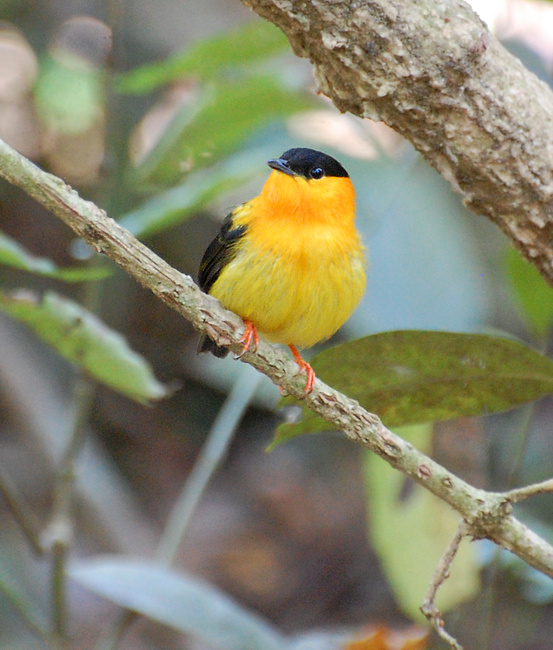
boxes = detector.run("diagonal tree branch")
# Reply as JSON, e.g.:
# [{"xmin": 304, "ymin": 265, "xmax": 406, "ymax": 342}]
[
  {"xmin": 0, "ymin": 135, "xmax": 552, "ymax": 579},
  {"xmin": 240, "ymin": 0, "xmax": 553, "ymax": 284}
]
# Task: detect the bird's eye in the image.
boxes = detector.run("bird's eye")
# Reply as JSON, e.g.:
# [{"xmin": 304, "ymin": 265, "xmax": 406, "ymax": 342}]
[{"xmin": 309, "ymin": 167, "xmax": 324, "ymax": 180}]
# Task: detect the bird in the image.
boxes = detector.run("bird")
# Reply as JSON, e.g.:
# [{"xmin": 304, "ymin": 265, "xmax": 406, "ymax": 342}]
[{"xmin": 197, "ymin": 147, "xmax": 366, "ymax": 394}]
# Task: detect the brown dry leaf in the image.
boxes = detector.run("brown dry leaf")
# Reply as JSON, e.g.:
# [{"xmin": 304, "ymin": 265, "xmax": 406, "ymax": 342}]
[
  {"xmin": 0, "ymin": 26, "xmax": 38, "ymax": 100},
  {"xmin": 401, "ymin": 636, "xmax": 428, "ymax": 650},
  {"xmin": 128, "ymin": 82, "xmax": 199, "ymax": 166},
  {"xmin": 0, "ymin": 25, "xmax": 41, "ymax": 157},
  {"xmin": 345, "ymin": 627, "xmax": 428, "ymax": 650},
  {"xmin": 346, "ymin": 628, "xmax": 389, "ymax": 650}
]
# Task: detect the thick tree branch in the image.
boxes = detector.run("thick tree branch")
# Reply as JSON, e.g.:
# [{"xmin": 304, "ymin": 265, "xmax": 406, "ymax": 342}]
[
  {"xmin": 240, "ymin": 0, "xmax": 553, "ymax": 284},
  {"xmin": 0, "ymin": 136, "xmax": 552, "ymax": 579}
]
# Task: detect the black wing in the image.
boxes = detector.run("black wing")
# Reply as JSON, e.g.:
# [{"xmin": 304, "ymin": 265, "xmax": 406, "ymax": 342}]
[
  {"xmin": 197, "ymin": 211, "xmax": 247, "ymax": 357},
  {"xmin": 198, "ymin": 212, "xmax": 247, "ymax": 293}
]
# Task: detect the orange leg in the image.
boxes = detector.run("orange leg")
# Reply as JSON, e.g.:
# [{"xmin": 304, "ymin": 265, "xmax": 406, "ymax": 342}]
[
  {"xmin": 288, "ymin": 345, "xmax": 315, "ymax": 395},
  {"xmin": 237, "ymin": 320, "xmax": 259, "ymax": 357}
]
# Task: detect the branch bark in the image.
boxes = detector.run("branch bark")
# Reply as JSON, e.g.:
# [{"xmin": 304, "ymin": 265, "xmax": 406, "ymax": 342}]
[
  {"xmin": 1, "ymin": 135, "xmax": 552, "ymax": 579},
  {"xmin": 240, "ymin": 0, "xmax": 553, "ymax": 283}
]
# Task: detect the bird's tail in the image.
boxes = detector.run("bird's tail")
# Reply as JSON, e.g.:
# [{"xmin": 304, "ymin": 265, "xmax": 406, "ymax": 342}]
[{"xmin": 197, "ymin": 334, "xmax": 229, "ymax": 358}]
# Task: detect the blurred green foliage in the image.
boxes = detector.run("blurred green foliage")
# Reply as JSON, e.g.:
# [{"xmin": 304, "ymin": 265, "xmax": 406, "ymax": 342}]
[
  {"xmin": 118, "ymin": 21, "xmax": 289, "ymax": 93},
  {"xmin": 0, "ymin": 230, "xmax": 111, "ymax": 281},
  {"xmin": 35, "ymin": 51, "xmax": 105, "ymax": 134},
  {"xmin": 129, "ymin": 73, "xmax": 314, "ymax": 188},
  {"xmin": 118, "ymin": 156, "xmax": 257, "ymax": 237},
  {"xmin": 0, "ymin": 290, "xmax": 168, "ymax": 403},
  {"xmin": 506, "ymin": 246, "xmax": 553, "ymax": 342},
  {"xmin": 122, "ymin": 22, "xmax": 314, "ymax": 189}
]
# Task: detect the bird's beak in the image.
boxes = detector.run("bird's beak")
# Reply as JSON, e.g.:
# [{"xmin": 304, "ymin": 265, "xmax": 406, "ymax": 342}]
[{"xmin": 267, "ymin": 158, "xmax": 296, "ymax": 176}]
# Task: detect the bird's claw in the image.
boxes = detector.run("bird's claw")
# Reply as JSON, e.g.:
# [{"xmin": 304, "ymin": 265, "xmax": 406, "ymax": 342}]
[
  {"xmin": 288, "ymin": 344, "xmax": 315, "ymax": 395},
  {"xmin": 235, "ymin": 320, "xmax": 259, "ymax": 359}
]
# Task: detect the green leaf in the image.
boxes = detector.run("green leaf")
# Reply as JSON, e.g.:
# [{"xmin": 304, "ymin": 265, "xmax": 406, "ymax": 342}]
[
  {"xmin": 130, "ymin": 74, "xmax": 313, "ymax": 187},
  {"xmin": 35, "ymin": 51, "xmax": 104, "ymax": 133},
  {"xmin": 119, "ymin": 161, "xmax": 257, "ymax": 238},
  {"xmin": 0, "ymin": 230, "xmax": 110, "ymax": 282},
  {"xmin": 365, "ymin": 424, "xmax": 480, "ymax": 620},
  {"xmin": 275, "ymin": 331, "xmax": 553, "ymax": 444},
  {"xmin": 505, "ymin": 246, "xmax": 553, "ymax": 340},
  {"xmin": 70, "ymin": 557, "xmax": 290, "ymax": 650},
  {"xmin": 0, "ymin": 290, "xmax": 168, "ymax": 403},
  {"xmin": 118, "ymin": 21, "xmax": 289, "ymax": 94}
]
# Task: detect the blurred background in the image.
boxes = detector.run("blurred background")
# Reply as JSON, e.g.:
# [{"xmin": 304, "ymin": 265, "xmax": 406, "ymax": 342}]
[{"xmin": 1, "ymin": 0, "xmax": 553, "ymax": 648}]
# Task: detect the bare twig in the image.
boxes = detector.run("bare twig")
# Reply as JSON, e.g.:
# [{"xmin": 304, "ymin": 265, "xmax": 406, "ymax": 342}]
[
  {"xmin": 0, "ymin": 566, "xmax": 51, "ymax": 645},
  {"xmin": 503, "ymin": 478, "xmax": 553, "ymax": 504},
  {"xmin": 43, "ymin": 376, "xmax": 96, "ymax": 640},
  {"xmin": 0, "ymin": 466, "xmax": 43, "ymax": 556},
  {"xmin": 421, "ymin": 521, "xmax": 467, "ymax": 649}
]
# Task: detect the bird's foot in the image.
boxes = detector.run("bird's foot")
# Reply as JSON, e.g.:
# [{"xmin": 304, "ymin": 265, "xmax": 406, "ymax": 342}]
[
  {"xmin": 235, "ymin": 320, "xmax": 259, "ymax": 358},
  {"xmin": 288, "ymin": 345, "xmax": 315, "ymax": 395}
]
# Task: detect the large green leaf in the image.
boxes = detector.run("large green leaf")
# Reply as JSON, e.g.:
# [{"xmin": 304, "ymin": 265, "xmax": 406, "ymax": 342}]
[
  {"xmin": 118, "ymin": 21, "xmax": 289, "ymax": 94},
  {"xmin": 70, "ymin": 557, "xmax": 290, "ymax": 650},
  {"xmin": 130, "ymin": 74, "xmax": 313, "ymax": 187},
  {"xmin": 365, "ymin": 424, "xmax": 480, "ymax": 620},
  {"xmin": 0, "ymin": 230, "xmax": 110, "ymax": 282},
  {"xmin": 505, "ymin": 246, "xmax": 553, "ymax": 341},
  {"xmin": 275, "ymin": 331, "xmax": 553, "ymax": 443},
  {"xmin": 0, "ymin": 290, "xmax": 168, "ymax": 403}
]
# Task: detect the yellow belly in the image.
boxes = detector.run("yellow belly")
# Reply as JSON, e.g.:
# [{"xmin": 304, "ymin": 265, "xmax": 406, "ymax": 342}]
[{"xmin": 210, "ymin": 227, "xmax": 366, "ymax": 349}]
